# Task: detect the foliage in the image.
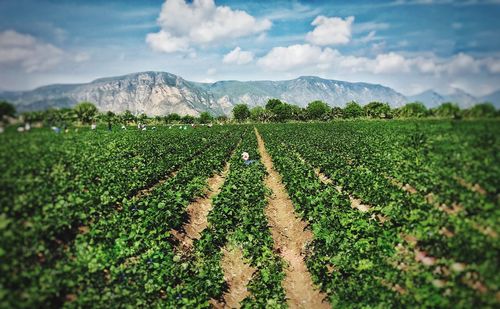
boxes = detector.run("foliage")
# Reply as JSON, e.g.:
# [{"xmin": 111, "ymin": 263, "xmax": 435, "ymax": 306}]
[
  {"xmin": 199, "ymin": 111, "xmax": 214, "ymax": 124},
  {"xmin": 0, "ymin": 120, "xmax": 498, "ymax": 307},
  {"xmin": 121, "ymin": 110, "xmax": 136, "ymax": 124},
  {"xmin": 74, "ymin": 101, "xmax": 98, "ymax": 124},
  {"xmin": 0, "ymin": 101, "xmax": 16, "ymax": 120},
  {"xmin": 306, "ymin": 100, "xmax": 330, "ymax": 120},
  {"xmin": 396, "ymin": 102, "xmax": 428, "ymax": 118},
  {"xmin": 343, "ymin": 101, "xmax": 363, "ymax": 118},
  {"xmin": 232, "ymin": 104, "xmax": 250, "ymax": 122},
  {"xmin": 181, "ymin": 115, "xmax": 195, "ymax": 124},
  {"xmin": 165, "ymin": 113, "xmax": 181, "ymax": 123},
  {"xmin": 462, "ymin": 103, "xmax": 496, "ymax": 118},
  {"xmin": 431, "ymin": 102, "xmax": 461, "ymax": 118},
  {"xmin": 363, "ymin": 101, "xmax": 392, "ymax": 118},
  {"xmin": 265, "ymin": 98, "xmax": 283, "ymax": 111}
]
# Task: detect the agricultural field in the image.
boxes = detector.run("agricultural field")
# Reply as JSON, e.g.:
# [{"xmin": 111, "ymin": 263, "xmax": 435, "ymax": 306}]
[{"xmin": 0, "ymin": 120, "xmax": 499, "ymax": 308}]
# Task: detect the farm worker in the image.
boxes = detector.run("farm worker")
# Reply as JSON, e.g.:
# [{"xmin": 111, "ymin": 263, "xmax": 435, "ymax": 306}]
[
  {"xmin": 242, "ymin": 152, "xmax": 256, "ymax": 165},
  {"xmin": 108, "ymin": 121, "xmax": 112, "ymax": 131},
  {"xmin": 91, "ymin": 122, "xmax": 97, "ymax": 130}
]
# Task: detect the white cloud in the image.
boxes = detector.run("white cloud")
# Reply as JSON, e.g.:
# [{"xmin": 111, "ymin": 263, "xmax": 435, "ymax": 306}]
[
  {"xmin": 258, "ymin": 43, "xmax": 498, "ymax": 79},
  {"xmin": 481, "ymin": 57, "xmax": 500, "ymax": 73},
  {"xmin": 146, "ymin": 0, "xmax": 271, "ymax": 53},
  {"xmin": 146, "ymin": 30, "xmax": 190, "ymax": 53},
  {"xmin": 374, "ymin": 52, "xmax": 410, "ymax": 73},
  {"xmin": 257, "ymin": 44, "xmax": 338, "ymax": 71},
  {"xmin": 306, "ymin": 16, "xmax": 354, "ymax": 46},
  {"xmin": 206, "ymin": 68, "xmax": 217, "ymax": 75},
  {"xmin": 223, "ymin": 47, "xmax": 254, "ymax": 65},
  {"xmin": 444, "ymin": 53, "xmax": 480, "ymax": 74},
  {"xmin": 0, "ymin": 30, "xmax": 64, "ymax": 72}
]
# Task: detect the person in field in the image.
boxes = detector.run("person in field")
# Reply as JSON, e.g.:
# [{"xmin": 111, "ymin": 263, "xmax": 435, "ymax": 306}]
[{"xmin": 242, "ymin": 152, "xmax": 256, "ymax": 165}]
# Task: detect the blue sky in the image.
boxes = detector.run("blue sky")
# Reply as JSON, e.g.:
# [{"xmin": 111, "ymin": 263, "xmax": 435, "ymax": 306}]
[{"xmin": 0, "ymin": 0, "xmax": 499, "ymax": 96}]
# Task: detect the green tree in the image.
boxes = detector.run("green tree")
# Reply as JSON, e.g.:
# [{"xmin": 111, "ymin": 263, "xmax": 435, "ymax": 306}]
[
  {"xmin": 165, "ymin": 113, "xmax": 181, "ymax": 123},
  {"xmin": 21, "ymin": 111, "xmax": 44, "ymax": 123},
  {"xmin": 0, "ymin": 101, "xmax": 16, "ymax": 121},
  {"xmin": 343, "ymin": 101, "xmax": 363, "ymax": 118},
  {"xmin": 138, "ymin": 113, "xmax": 148, "ymax": 123},
  {"xmin": 121, "ymin": 110, "xmax": 136, "ymax": 124},
  {"xmin": 306, "ymin": 100, "xmax": 330, "ymax": 120},
  {"xmin": 74, "ymin": 101, "xmax": 98, "ymax": 124},
  {"xmin": 181, "ymin": 115, "xmax": 195, "ymax": 124},
  {"xmin": 363, "ymin": 102, "xmax": 392, "ymax": 118},
  {"xmin": 330, "ymin": 107, "xmax": 343, "ymax": 119},
  {"xmin": 199, "ymin": 111, "xmax": 214, "ymax": 124},
  {"xmin": 250, "ymin": 106, "xmax": 266, "ymax": 122},
  {"xmin": 273, "ymin": 103, "xmax": 293, "ymax": 122},
  {"xmin": 265, "ymin": 98, "xmax": 283, "ymax": 111},
  {"xmin": 105, "ymin": 111, "xmax": 116, "ymax": 124},
  {"xmin": 432, "ymin": 102, "xmax": 460, "ymax": 118},
  {"xmin": 290, "ymin": 105, "xmax": 306, "ymax": 121},
  {"xmin": 232, "ymin": 104, "xmax": 250, "ymax": 122},
  {"xmin": 43, "ymin": 108, "xmax": 64, "ymax": 126},
  {"xmin": 462, "ymin": 103, "xmax": 496, "ymax": 118},
  {"xmin": 396, "ymin": 102, "xmax": 428, "ymax": 118},
  {"xmin": 216, "ymin": 115, "xmax": 228, "ymax": 123}
]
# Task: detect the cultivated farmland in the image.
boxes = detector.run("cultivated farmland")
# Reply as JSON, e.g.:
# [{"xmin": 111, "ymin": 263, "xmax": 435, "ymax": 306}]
[{"xmin": 0, "ymin": 120, "xmax": 499, "ymax": 308}]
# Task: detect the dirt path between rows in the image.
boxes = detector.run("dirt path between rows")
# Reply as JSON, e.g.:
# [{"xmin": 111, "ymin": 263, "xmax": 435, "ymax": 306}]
[
  {"xmin": 211, "ymin": 246, "xmax": 256, "ymax": 309},
  {"xmin": 171, "ymin": 162, "xmax": 230, "ymax": 251},
  {"xmin": 255, "ymin": 128, "xmax": 330, "ymax": 309}
]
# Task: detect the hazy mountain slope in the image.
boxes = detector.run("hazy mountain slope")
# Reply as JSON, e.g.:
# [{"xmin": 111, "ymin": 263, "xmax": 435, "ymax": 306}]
[
  {"xmin": 200, "ymin": 76, "xmax": 407, "ymax": 108},
  {"xmin": 480, "ymin": 90, "xmax": 500, "ymax": 108},
  {"xmin": 2, "ymin": 71, "xmax": 485, "ymax": 115},
  {"xmin": 408, "ymin": 88, "xmax": 483, "ymax": 109}
]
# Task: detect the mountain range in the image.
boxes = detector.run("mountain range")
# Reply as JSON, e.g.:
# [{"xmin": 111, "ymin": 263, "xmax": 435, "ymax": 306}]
[{"xmin": 0, "ymin": 71, "xmax": 497, "ymax": 116}]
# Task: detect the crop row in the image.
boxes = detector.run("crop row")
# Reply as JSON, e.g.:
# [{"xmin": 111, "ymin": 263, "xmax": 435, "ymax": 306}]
[
  {"xmin": 258, "ymin": 122, "xmax": 499, "ymax": 308},
  {"xmin": 0, "ymin": 127, "xmax": 242, "ymax": 307}
]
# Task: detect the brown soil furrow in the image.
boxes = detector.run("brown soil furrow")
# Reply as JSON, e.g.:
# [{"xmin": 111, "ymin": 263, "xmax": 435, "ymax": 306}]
[
  {"xmin": 454, "ymin": 176, "xmax": 487, "ymax": 196},
  {"xmin": 133, "ymin": 170, "xmax": 179, "ymax": 200},
  {"xmin": 256, "ymin": 128, "xmax": 330, "ymax": 309},
  {"xmin": 313, "ymin": 167, "xmax": 372, "ymax": 213},
  {"xmin": 385, "ymin": 176, "xmax": 417, "ymax": 194},
  {"xmin": 287, "ymin": 143, "xmax": 372, "ymax": 214},
  {"xmin": 211, "ymin": 246, "xmax": 256, "ymax": 309},
  {"xmin": 171, "ymin": 162, "xmax": 230, "ymax": 250}
]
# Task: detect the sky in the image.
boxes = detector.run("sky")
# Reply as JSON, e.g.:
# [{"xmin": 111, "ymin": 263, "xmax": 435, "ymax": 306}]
[{"xmin": 0, "ymin": 0, "xmax": 499, "ymax": 96}]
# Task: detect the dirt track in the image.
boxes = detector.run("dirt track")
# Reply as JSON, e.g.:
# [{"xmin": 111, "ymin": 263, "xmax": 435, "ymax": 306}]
[{"xmin": 255, "ymin": 128, "xmax": 330, "ymax": 309}]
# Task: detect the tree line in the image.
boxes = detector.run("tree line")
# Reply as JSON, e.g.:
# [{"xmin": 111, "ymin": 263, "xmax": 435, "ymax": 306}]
[
  {"xmin": 0, "ymin": 101, "xmax": 221, "ymax": 127},
  {"xmin": 233, "ymin": 100, "xmax": 499, "ymax": 122},
  {"xmin": 1, "ymin": 99, "xmax": 498, "ymax": 128}
]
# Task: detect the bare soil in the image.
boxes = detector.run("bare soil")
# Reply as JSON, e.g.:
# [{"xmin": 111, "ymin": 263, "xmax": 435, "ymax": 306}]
[
  {"xmin": 171, "ymin": 163, "xmax": 230, "ymax": 250},
  {"xmin": 255, "ymin": 128, "xmax": 330, "ymax": 309},
  {"xmin": 213, "ymin": 246, "xmax": 256, "ymax": 309}
]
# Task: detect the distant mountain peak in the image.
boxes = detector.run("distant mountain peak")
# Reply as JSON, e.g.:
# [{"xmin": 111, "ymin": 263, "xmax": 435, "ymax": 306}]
[{"xmin": 1, "ymin": 70, "xmax": 480, "ymax": 115}]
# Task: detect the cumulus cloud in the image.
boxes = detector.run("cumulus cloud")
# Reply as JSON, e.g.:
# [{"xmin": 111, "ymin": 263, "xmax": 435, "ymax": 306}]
[
  {"xmin": 0, "ymin": 30, "xmax": 89, "ymax": 73},
  {"xmin": 0, "ymin": 30, "xmax": 65, "ymax": 72},
  {"xmin": 146, "ymin": 0, "xmax": 271, "ymax": 53},
  {"xmin": 306, "ymin": 16, "xmax": 354, "ymax": 46},
  {"xmin": 223, "ymin": 47, "xmax": 254, "ymax": 65},
  {"xmin": 258, "ymin": 43, "xmax": 498, "ymax": 78},
  {"xmin": 257, "ymin": 44, "xmax": 338, "ymax": 71},
  {"xmin": 374, "ymin": 52, "xmax": 410, "ymax": 73}
]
